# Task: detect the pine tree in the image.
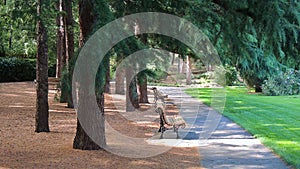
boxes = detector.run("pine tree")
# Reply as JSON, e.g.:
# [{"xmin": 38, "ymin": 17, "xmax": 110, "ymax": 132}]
[{"xmin": 35, "ymin": 0, "xmax": 50, "ymax": 133}]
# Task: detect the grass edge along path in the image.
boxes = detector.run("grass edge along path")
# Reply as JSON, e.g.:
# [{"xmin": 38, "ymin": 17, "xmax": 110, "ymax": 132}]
[{"xmin": 185, "ymin": 87, "xmax": 300, "ymax": 169}]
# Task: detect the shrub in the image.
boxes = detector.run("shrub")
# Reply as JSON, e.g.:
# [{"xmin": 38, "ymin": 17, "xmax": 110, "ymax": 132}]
[
  {"xmin": 214, "ymin": 65, "xmax": 238, "ymax": 86},
  {"xmin": 0, "ymin": 57, "xmax": 56, "ymax": 82},
  {"xmin": 148, "ymin": 69, "xmax": 168, "ymax": 83},
  {"xmin": 262, "ymin": 69, "xmax": 300, "ymax": 96}
]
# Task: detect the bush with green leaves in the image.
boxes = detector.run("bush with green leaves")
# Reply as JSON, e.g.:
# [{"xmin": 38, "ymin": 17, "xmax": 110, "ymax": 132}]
[
  {"xmin": 0, "ymin": 57, "xmax": 56, "ymax": 82},
  {"xmin": 214, "ymin": 65, "xmax": 238, "ymax": 86},
  {"xmin": 147, "ymin": 69, "xmax": 168, "ymax": 83},
  {"xmin": 262, "ymin": 69, "xmax": 300, "ymax": 96},
  {"xmin": 0, "ymin": 57, "xmax": 35, "ymax": 82}
]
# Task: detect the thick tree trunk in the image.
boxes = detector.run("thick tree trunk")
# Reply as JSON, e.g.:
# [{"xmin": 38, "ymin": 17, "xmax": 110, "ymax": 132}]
[
  {"xmin": 126, "ymin": 67, "xmax": 139, "ymax": 111},
  {"xmin": 73, "ymin": 0, "xmax": 106, "ymax": 150},
  {"xmin": 35, "ymin": 0, "xmax": 49, "ymax": 132},
  {"xmin": 73, "ymin": 119, "xmax": 101, "ymax": 150},
  {"xmin": 56, "ymin": 0, "xmax": 64, "ymax": 78},
  {"xmin": 138, "ymin": 72, "xmax": 148, "ymax": 103},
  {"xmin": 137, "ymin": 34, "xmax": 149, "ymax": 103}
]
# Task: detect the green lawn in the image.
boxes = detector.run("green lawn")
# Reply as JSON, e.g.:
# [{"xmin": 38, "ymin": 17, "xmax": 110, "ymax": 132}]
[{"xmin": 185, "ymin": 87, "xmax": 300, "ymax": 169}]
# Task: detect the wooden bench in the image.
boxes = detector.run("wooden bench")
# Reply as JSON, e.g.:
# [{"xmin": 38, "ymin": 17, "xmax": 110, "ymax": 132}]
[{"xmin": 151, "ymin": 87, "xmax": 186, "ymax": 139}]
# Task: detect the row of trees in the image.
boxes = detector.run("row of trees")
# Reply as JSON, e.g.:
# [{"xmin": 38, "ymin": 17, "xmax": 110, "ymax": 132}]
[{"xmin": 1, "ymin": 0, "xmax": 299, "ymax": 149}]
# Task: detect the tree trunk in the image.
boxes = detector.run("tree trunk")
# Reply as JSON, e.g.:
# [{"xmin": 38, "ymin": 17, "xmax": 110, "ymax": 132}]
[
  {"xmin": 115, "ymin": 67, "xmax": 125, "ymax": 94},
  {"xmin": 115, "ymin": 54, "xmax": 125, "ymax": 94},
  {"xmin": 171, "ymin": 53, "xmax": 175, "ymax": 65},
  {"xmin": 255, "ymin": 85, "xmax": 262, "ymax": 93},
  {"xmin": 126, "ymin": 67, "xmax": 139, "ymax": 111},
  {"xmin": 73, "ymin": 0, "xmax": 106, "ymax": 150},
  {"xmin": 59, "ymin": 0, "xmax": 74, "ymax": 107},
  {"xmin": 186, "ymin": 55, "xmax": 192, "ymax": 85},
  {"xmin": 9, "ymin": 24, "xmax": 12, "ymax": 49},
  {"xmin": 178, "ymin": 57, "xmax": 182, "ymax": 73},
  {"xmin": 73, "ymin": 119, "xmax": 101, "ymax": 150},
  {"xmin": 138, "ymin": 71, "xmax": 148, "ymax": 103},
  {"xmin": 137, "ymin": 34, "xmax": 149, "ymax": 103},
  {"xmin": 65, "ymin": 0, "xmax": 74, "ymax": 108},
  {"xmin": 104, "ymin": 56, "xmax": 110, "ymax": 93},
  {"xmin": 65, "ymin": 0, "xmax": 74, "ymax": 64},
  {"xmin": 56, "ymin": 0, "xmax": 64, "ymax": 78},
  {"xmin": 35, "ymin": 0, "xmax": 49, "ymax": 133}
]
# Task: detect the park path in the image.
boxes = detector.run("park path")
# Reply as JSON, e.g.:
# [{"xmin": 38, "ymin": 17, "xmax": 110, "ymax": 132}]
[{"xmin": 154, "ymin": 86, "xmax": 290, "ymax": 169}]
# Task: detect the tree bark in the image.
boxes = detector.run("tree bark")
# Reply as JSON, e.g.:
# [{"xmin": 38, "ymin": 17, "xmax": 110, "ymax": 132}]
[
  {"xmin": 65, "ymin": 0, "xmax": 74, "ymax": 64},
  {"xmin": 186, "ymin": 55, "xmax": 192, "ymax": 85},
  {"xmin": 35, "ymin": 0, "xmax": 49, "ymax": 132},
  {"xmin": 104, "ymin": 56, "xmax": 110, "ymax": 93},
  {"xmin": 136, "ymin": 34, "xmax": 149, "ymax": 103},
  {"xmin": 115, "ymin": 66, "xmax": 125, "ymax": 94},
  {"xmin": 115, "ymin": 54, "xmax": 125, "ymax": 94},
  {"xmin": 73, "ymin": 92, "xmax": 104, "ymax": 150},
  {"xmin": 65, "ymin": 0, "xmax": 74, "ymax": 108},
  {"xmin": 73, "ymin": 0, "xmax": 106, "ymax": 150},
  {"xmin": 138, "ymin": 71, "xmax": 148, "ymax": 103},
  {"xmin": 56, "ymin": 0, "xmax": 64, "ymax": 78},
  {"xmin": 178, "ymin": 57, "xmax": 183, "ymax": 73},
  {"xmin": 9, "ymin": 24, "xmax": 12, "ymax": 49},
  {"xmin": 126, "ymin": 67, "xmax": 139, "ymax": 111}
]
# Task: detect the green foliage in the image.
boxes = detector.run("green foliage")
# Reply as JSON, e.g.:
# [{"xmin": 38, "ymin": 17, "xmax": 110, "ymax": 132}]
[
  {"xmin": 214, "ymin": 65, "xmax": 238, "ymax": 86},
  {"xmin": 60, "ymin": 65, "xmax": 72, "ymax": 103},
  {"xmin": 60, "ymin": 50, "xmax": 78, "ymax": 105},
  {"xmin": 0, "ymin": 57, "xmax": 55, "ymax": 82},
  {"xmin": 147, "ymin": 69, "xmax": 167, "ymax": 83},
  {"xmin": 262, "ymin": 69, "xmax": 300, "ymax": 96},
  {"xmin": 188, "ymin": 0, "xmax": 300, "ymax": 88},
  {"xmin": 185, "ymin": 87, "xmax": 300, "ymax": 168},
  {"xmin": 0, "ymin": 0, "xmax": 37, "ymax": 57},
  {"xmin": 0, "ymin": 57, "xmax": 35, "ymax": 82},
  {"xmin": 238, "ymin": 47, "xmax": 280, "ymax": 91}
]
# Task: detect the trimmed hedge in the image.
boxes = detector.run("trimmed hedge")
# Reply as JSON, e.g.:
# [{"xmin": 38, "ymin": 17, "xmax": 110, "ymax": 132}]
[{"xmin": 0, "ymin": 57, "xmax": 56, "ymax": 82}]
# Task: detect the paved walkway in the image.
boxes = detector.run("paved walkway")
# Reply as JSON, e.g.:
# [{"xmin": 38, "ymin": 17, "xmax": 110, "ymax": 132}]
[{"xmin": 153, "ymin": 86, "xmax": 290, "ymax": 169}]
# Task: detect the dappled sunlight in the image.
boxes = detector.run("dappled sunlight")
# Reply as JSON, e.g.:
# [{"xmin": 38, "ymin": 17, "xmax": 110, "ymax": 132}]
[
  {"xmin": 0, "ymin": 93, "xmax": 20, "ymax": 97},
  {"xmin": 0, "ymin": 82, "xmax": 202, "ymax": 168},
  {"xmin": 231, "ymin": 106, "xmax": 256, "ymax": 111},
  {"xmin": 8, "ymin": 105, "xmax": 35, "ymax": 108},
  {"xmin": 288, "ymin": 127, "xmax": 300, "ymax": 131},
  {"xmin": 49, "ymin": 109, "xmax": 74, "ymax": 113}
]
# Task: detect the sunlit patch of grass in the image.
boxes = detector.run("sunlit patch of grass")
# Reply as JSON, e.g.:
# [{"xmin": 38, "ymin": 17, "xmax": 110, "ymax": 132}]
[{"xmin": 185, "ymin": 87, "xmax": 300, "ymax": 169}]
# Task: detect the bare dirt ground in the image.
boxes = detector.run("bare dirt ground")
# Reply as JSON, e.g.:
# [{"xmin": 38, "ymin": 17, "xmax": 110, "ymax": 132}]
[{"xmin": 0, "ymin": 82, "xmax": 202, "ymax": 169}]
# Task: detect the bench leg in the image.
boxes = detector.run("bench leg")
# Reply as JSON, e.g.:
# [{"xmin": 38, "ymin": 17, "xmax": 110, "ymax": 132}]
[
  {"xmin": 159, "ymin": 126, "xmax": 165, "ymax": 139},
  {"xmin": 174, "ymin": 127, "xmax": 179, "ymax": 139},
  {"xmin": 160, "ymin": 132, "xmax": 164, "ymax": 139}
]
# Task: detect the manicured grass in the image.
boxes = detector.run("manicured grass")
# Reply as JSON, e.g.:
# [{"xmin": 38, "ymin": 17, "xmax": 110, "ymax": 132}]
[{"xmin": 185, "ymin": 87, "xmax": 300, "ymax": 169}]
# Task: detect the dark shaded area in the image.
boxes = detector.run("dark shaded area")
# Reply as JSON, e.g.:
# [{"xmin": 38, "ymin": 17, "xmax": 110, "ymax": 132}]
[{"xmin": 0, "ymin": 57, "xmax": 56, "ymax": 82}]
